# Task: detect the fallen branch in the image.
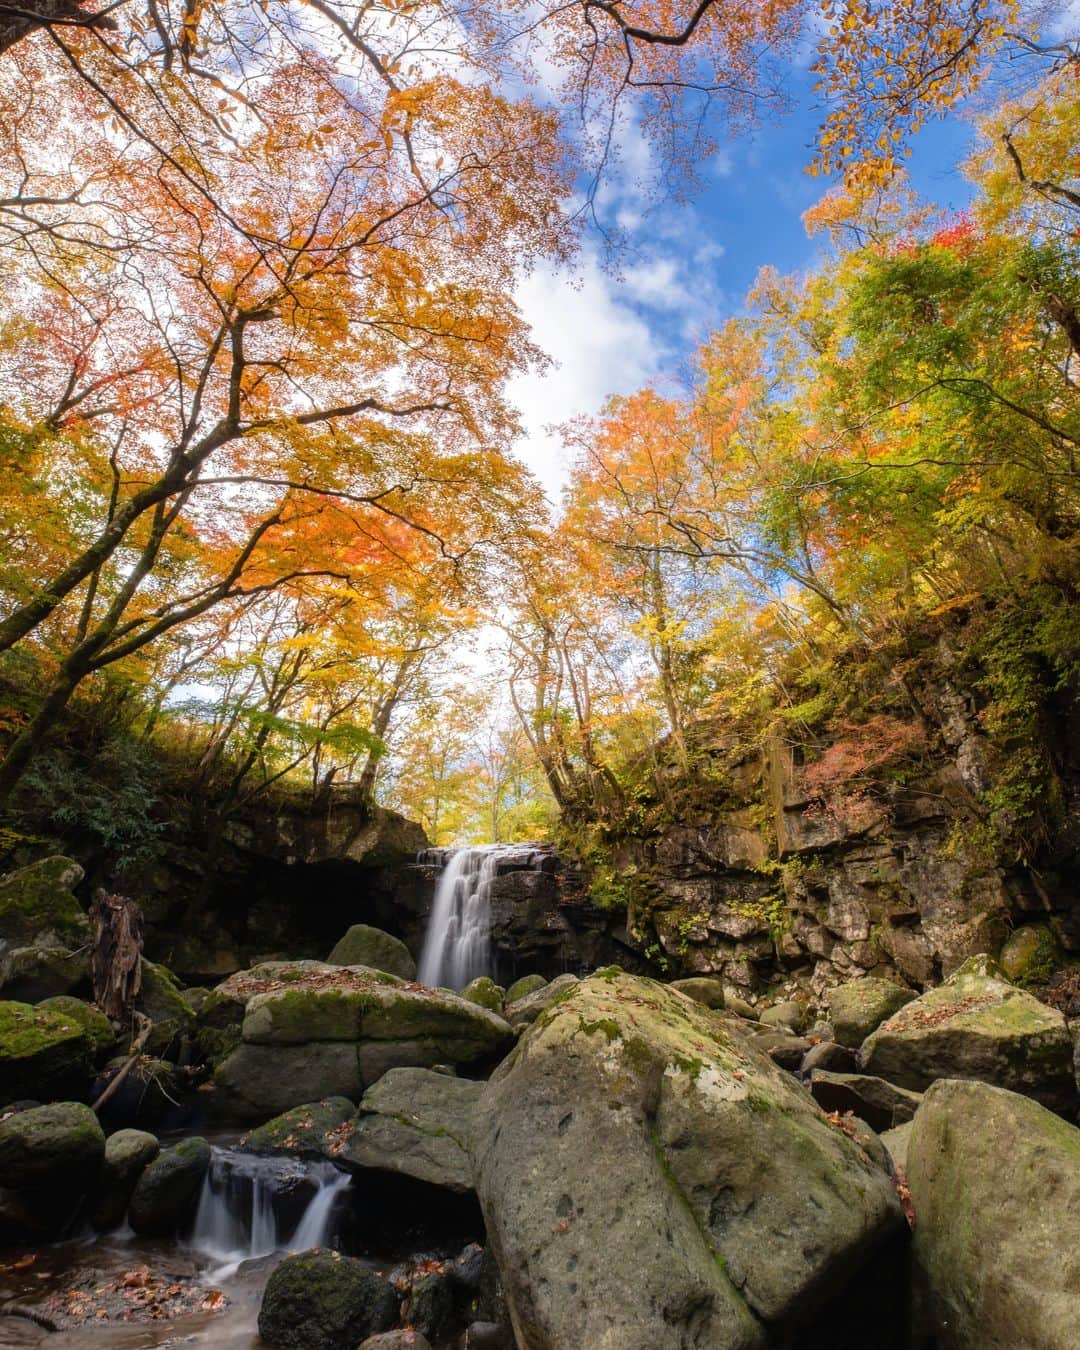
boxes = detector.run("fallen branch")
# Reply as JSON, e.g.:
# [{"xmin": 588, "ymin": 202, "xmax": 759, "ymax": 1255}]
[{"xmin": 91, "ymin": 1011, "xmax": 152, "ymax": 1114}]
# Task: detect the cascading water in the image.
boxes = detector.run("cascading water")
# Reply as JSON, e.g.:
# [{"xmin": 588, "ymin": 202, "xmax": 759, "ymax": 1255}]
[
  {"xmin": 188, "ymin": 1148, "xmax": 351, "ymax": 1278},
  {"xmin": 417, "ymin": 845, "xmax": 503, "ymax": 990}
]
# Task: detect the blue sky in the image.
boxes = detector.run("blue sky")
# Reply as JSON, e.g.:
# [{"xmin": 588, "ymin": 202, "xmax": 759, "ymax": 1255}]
[{"xmin": 508, "ymin": 63, "xmax": 982, "ymax": 500}]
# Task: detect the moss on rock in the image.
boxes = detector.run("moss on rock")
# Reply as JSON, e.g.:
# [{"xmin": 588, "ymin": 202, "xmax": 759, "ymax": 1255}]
[
  {"xmin": 0, "ymin": 857, "xmax": 89, "ymax": 946},
  {"xmin": 38, "ymin": 996, "xmax": 115, "ymax": 1058},
  {"xmin": 0, "ymin": 999, "xmax": 92, "ymax": 1103}
]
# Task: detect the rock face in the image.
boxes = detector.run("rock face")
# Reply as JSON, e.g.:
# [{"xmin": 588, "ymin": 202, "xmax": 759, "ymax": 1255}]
[
  {"xmin": 859, "ymin": 962, "xmax": 1076, "ymax": 1112},
  {"xmin": 809, "ymin": 1071, "xmax": 923, "ymax": 1133},
  {"xmin": 212, "ymin": 963, "xmax": 513, "ymax": 1120},
  {"xmin": 258, "ymin": 1251, "xmax": 398, "ymax": 1349},
  {"xmin": 907, "ymin": 1078, "xmax": 1080, "ymax": 1348},
  {"xmin": 0, "ymin": 999, "xmax": 92, "ymax": 1103},
  {"xmin": 327, "ymin": 925, "xmax": 416, "ymax": 980},
  {"xmin": 472, "ymin": 972, "xmax": 903, "ymax": 1349},
  {"xmin": 336, "ymin": 1067, "xmax": 482, "ymax": 1193}
]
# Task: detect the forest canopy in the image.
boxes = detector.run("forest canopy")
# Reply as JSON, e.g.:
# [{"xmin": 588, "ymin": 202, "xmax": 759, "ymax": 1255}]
[{"xmin": 0, "ymin": 0, "xmax": 1075, "ymax": 857}]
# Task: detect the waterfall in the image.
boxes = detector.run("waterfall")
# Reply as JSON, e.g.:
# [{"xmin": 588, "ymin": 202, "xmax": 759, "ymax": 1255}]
[
  {"xmin": 189, "ymin": 1148, "xmax": 351, "ymax": 1278},
  {"xmin": 417, "ymin": 846, "xmax": 501, "ymax": 991}
]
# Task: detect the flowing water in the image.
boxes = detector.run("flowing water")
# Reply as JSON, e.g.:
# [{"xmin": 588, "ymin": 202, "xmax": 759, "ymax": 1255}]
[
  {"xmin": 417, "ymin": 845, "xmax": 504, "ymax": 990},
  {"xmin": 188, "ymin": 1148, "xmax": 352, "ymax": 1279}
]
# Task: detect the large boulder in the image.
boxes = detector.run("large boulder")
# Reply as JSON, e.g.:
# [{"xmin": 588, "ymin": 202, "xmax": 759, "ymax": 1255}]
[
  {"xmin": 825, "ymin": 978, "xmax": 917, "ymax": 1049},
  {"xmin": 213, "ymin": 965, "xmax": 511, "ymax": 1121},
  {"xmin": 128, "ymin": 1135, "xmax": 210, "ymax": 1235},
  {"xmin": 0, "ymin": 1101, "xmax": 104, "ymax": 1187},
  {"xmin": 907, "ymin": 1078, "xmax": 1080, "ymax": 1347},
  {"xmin": 669, "ymin": 977, "xmax": 727, "ymax": 1010},
  {"xmin": 503, "ymin": 973, "xmax": 579, "ymax": 1028},
  {"xmin": 0, "ymin": 857, "xmax": 88, "ymax": 947},
  {"xmin": 327, "ymin": 925, "xmax": 416, "ymax": 980},
  {"xmin": 860, "ymin": 961, "xmax": 1076, "ymax": 1111},
  {"xmin": 0, "ymin": 999, "xmax": 92, "ymax": 1103},
  {"xmin": 504, "ymin": 974, "xmax": 547, "ymax": 1003},
  {"xmin": 258, "ymin": 1250, "xmax": 398, "ymax": 1349},
  {"xmin": 472, "ymin": 972, "xmax": 903, "ymax": 1349},
  {"xmin": 333, "ymin": 1067, "xmax": 482, "ymax": 1193}
]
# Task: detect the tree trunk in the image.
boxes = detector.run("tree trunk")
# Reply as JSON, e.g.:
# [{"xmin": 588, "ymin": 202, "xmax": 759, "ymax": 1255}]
[{"xmin": 89, "ymin": 890, "xmax": 143, "ymax": 1026}]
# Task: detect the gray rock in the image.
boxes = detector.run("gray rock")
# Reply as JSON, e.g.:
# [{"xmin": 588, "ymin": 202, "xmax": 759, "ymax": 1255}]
[
  {"xmin": 128, "ymin": 1136, "xmax": 210, "ymax": 1235},
  {"xmin": 809, "ymin": 1070, "xmax": 923, "ymax": 1132},
  {"xmin": 0, "ymin": 857, "xmax": 88, "ymax": 947},
  {"xmin": 907, "ymin": 1078, "xmax": 1080, "ymax": 1348},
  {"xmin": 463, "ymin": 1325, "xmax": 514, "ymax": 1350},
  {"xmin": 668, "ymin": 977, "xmax": 726, "ymax": 1010},
  {"xmin": 0, "ymin": 943, "xmax": 90, "ymax": 1002},
  {"xmin": 745, "ymin": 1027, "xmax": 812, "ymax": 1071},
  {"xmin": 759, "ymin": 1000, "xmax": 803, "ymax": 1032},
  {"xmin": 215, "ymin": 1043, "xmax": 363, "ymax": 1122},
  {"xmin": 503, "ymin": 973, "xmax": 579, "ymax": 1027},
  {"xmin": 504, "ymin": 975, "xmax": 547, "ymax": 1003},
  {"xmin": 879, "ymin": 1121, "xmax": 913, "ymax": 1174},
  {"xmin": 860, "ymin": 962, "xmax": 1076, "ymax": 1111},
  {"xmin": 0, "ymin": 1101, "xmax": 104, "ymax": 1187},
  {"xmin": 359, "ymin": 1335, "xmax": 433, "ymax": 1350},
  {"xmin": 334, "ymin": 1067, "xmax": 481, "ymax": 1193},
  {"xmin": 91, "ymin": 1128, "xmax": 159, "ymax": 1229},
  {"xmin": 472, "ymin": 972, "xmax": 903, "ymax": 1349},
  {"xmin": 327, "ymin": 924, "xmax": 416, "ymax": 980},
  {"xmin": 826, "ymin": 978, "xmax": 917, "ymax": 1048},
  {"xmin": 258, "ymin": 1251, "xmax": 397, "ymax": 1349},
  {"xmin": 800, "ymin": 1041, "xmax": 858, "ymax": 1075}
]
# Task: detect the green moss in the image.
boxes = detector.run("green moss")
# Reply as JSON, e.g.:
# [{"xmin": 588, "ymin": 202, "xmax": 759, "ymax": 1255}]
[
  {"xmin": 37, "ymin": 996, "xmax": 115, "ymax": 1057},
  {"xmin": 577, "ymin": 1016, "xmax": 621, "ymax": 1043},
  {"xmin": 0, "ymin": 999, "xmax": 86, "ymax": 1059}
]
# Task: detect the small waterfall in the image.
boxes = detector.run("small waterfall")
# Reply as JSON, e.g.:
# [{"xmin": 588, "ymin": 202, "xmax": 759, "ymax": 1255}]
[
  {"xmin": 189, "ymin": 1148, "xmax": 351, "ymax": 1278},
  {"xmin": 417, "ymin": 846, "xmax": 502, "ymax": 991}
]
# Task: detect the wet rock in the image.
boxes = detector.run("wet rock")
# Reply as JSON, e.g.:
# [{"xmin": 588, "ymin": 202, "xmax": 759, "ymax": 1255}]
[
  {"xmin": 91, "ymin": 1127, "xmax": 160, "ymax": 1229},
  {"xmin": 242, "ymin": 1096, "xmax": 355, "ymax": 1157},
  {"xmin": 94, "ymin": 1055, "xmax": 181, "ymax": 1131},
  {"xmin": 668, "ymin": 976, "xmax": 726, "ymax": 1009},
  {"xmin": 504, "ymin": 974, "xmax": 547, "ymax": 1003},
  {"xmin": 860, "ymin": 960, "xmax": 1076, "ymax": 1112},
  {"xmin": 0, "ymin": 1100, "xmax": 104, "ymax": 1187},
  {"xmin": 327, "ymin": 924, "xmax": 416, "ymax": 980},
  {"xmin": 0, "ymin": 999, "xmax": 92, "ymax": 1103},
  {"xmin": 809, "ymin": 1071, "xmax": 923, "ymax": 1132},
  {"xmin": 460, "ymin": 977, "xmax": 504, "ymax": 1012},
  {"xmin": 334, "ymin": 1067, "xmax": 481, "ymax": 1193},
  {"xmin": 128, "ymin": 1135, "xmax": 210, "ymax": 1235},
  {"xmin": 907, "ymin": 1078, "xmax": 1080, "ymax": 1348},
  {"xmin": 359, "ymin": 1333, "xmax": 432, "ymax": 1349},
  {"xmin": 826, "ymin": 977, "xmax": 917, "ymax": 1048},
  {"xmin": 404, "ymin": 1270, "xmax": 457, "ymax": 1344},
  {"xmin": 463, "ymin": 1324, "xmax": 515, "ymax": 1350},
  {"xmin": 258, "ymin": 1250, "xmax": 397, "ymax": 1349},
  {"xmin": 503, "ymin": 973, "xmax": 579, "ymax": 1028},
  {"xmin": 472, "ymin": 972, "xmax": 903, "ymax": 1349}
]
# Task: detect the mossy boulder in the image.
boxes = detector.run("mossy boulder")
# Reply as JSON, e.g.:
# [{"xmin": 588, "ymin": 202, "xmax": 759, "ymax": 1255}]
[
  {"xmin": 0, "ymin": 999, "xmax": 92, "ymax": 1103},
  {"xmin": 0, "ymin": 943, "xmax": 91, "ymax": 1003},
  {"xmin": 326, "ymin": 925, "xmax": 416, "ymax": 980},
  {"xmin": 128, "ymin": 1135, "xmax": 210, "ymax": 1236},
  {"xmin": 460, "ymin": 977, "xmax": 504, "ymax": 1013},
  {"xmin": 194, "ymin": 985, "xmax": 248, "ymax": 1068},
  {"xmin": 504, "ymin": 974, "xmax": 547, "ymax": 1003},
  {"xmin": 759, "ymin": 1000, "xmax": 803, "ymax": 1032},
  {"xmin": 91, "ymin": 1127, "xmax": 160, "ymax": 1229},
  {"xmin": 334, "ymin": 1067, "xmax": 482, "ymax": 1194},
  {"xmin": 860, "ymin": 964, "xmax": 1076, "ymax": 1112},
  {"xmin": 0, "ymin": 857, "xmax": 88, "ymax": 946},
  {"xmin": 135, "ymin": 960, "xmax": 195, "ymax": 1058},
  {"xmin": 214, "ymin": 1044, "xmax": 364, "ymax": 1122},
  {"xmin": 472, "ymin": 973, "xmax": 903, "ymax": 1349},
  {"xmin": 826, "ymin": 977, "xmax": 917, "ymax": 1049},
  {"xmin": 907, "ymin": 1078, "xmax": 1080, "ymax": 1348},
  {"xmin": 241, "ymin": 1097, "xmax": 356, "ymax": 1158},
  {"xmin": 257, "ymin": 1250, "xmax": 398, "ymax": 1349},
  {"xmin": 999, "ymin": 924, "xmax": 1060, "ymax": 985},
  {"xmin": 38, "ymin": 996, "xmax": 115, "ymax": 1058},
  {"xmin": 0, "ymin": 1101, "xmax": 104, "ymax": 1187}
]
